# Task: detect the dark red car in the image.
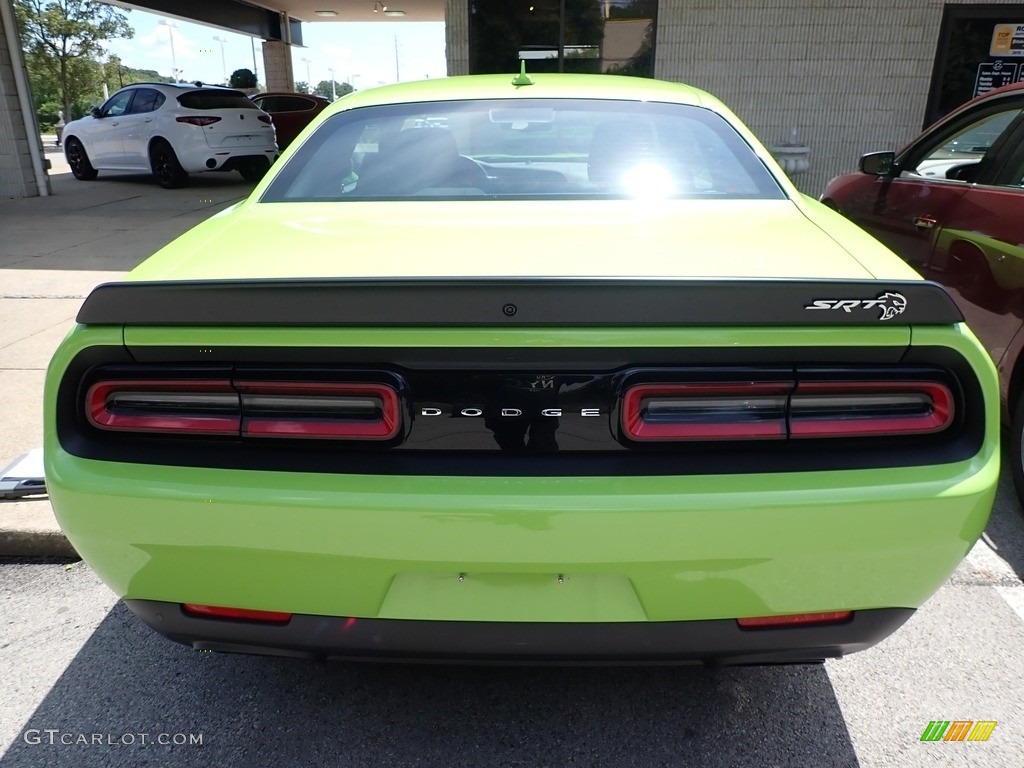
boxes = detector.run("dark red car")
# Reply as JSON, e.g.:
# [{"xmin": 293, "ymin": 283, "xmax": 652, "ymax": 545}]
[
  {"xmin": 250, "ymin": 92, "xmax": 330, "ymax": 150},
  {"xmin": 823, "ymin": 82, "xmax": 1024, "ymax": 501}
]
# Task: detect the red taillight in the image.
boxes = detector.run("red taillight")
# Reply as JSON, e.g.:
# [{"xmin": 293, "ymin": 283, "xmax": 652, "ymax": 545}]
[
  {"xmin": 257, "ymin": 114, "xmax": 272, "ymax": 124},
  {"xmin": 621, "ymin": 382, "xmax": 790, "ymax": 441},
  {"xmin": 237, "ymin": 381, "xmax": 401, "ymax": 440},
  {"xmin": 789, "ymin": 381, "xmax": 953, "ymax": 438},
  {"xmin": 176, "ymin": 116, "xmax": 222, "ymax": 127},
  {"xmin": 737, "ymin": 611, "xmax": 853, "ymax": 629},
  {"xmin": 622, "ymin": 378, "xmax": 954, "ymax": 442},
  {"xmin": 86, "ymin": 380, "xmax": 240, "ymax": 435},
  {"xmin": 182, "ymin": 604, "xmax": 291, "ymax": 624},
  {"xmin": 85, "ymin": 378, "xmax": 401, "ymax": 441}
]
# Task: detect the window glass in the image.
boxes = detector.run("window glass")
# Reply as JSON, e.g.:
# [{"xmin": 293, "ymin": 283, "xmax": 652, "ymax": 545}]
[
  {"xmin": 905, "ymin": 106, "xmax": 1023, "ymax": 181},
  {"xmin": 101, "ymin": 91, "xmax": 133, "ymax": 117},
  {"xmin": 177, "ymin": 89, "xmax": 258, "ymax": 110},
  {"xmin": 262, "ymin": 98, "xmax": 783, "ymax": 202},
  {"xmin": 274, "ymin": 96, "xmax": 314, "ymax": 112},
  {"xmin": 127, "ymin": 89, "xmax": 165, "ymax": 114},
  {"xmin": 470, "ymin": 0, "xmax": 656, "ymax": 77}
]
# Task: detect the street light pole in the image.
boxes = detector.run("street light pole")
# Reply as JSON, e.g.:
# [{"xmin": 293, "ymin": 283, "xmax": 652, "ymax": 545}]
[
  {"xmin": 159, "ymin": 20, "xmax": 178, "ymax": 81},
  {"xmin": 301, "ymin": 57, "xmax": 312, "ymax": 93},
  {"xmin": 213, "ymin": 35, "xmax": 228, "ymax": 84},
  {"xmin": 327, "ymin": 67, "xmax": 336, "ymax": 100}
]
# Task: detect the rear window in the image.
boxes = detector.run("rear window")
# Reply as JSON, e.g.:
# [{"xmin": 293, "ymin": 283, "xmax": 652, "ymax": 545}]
[
  {"xmin": 261, "ymin": 98, "xmax": 784, "ymax": 202},
  {"xmin": 177, "ymin": 89, "xmax": 259, "ymax": 110}
]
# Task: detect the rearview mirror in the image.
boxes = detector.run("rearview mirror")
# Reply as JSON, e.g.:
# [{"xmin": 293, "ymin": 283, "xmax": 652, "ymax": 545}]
[{"xmin": 859, "ymin": 151, "xmax": 895, "ymax": 176}]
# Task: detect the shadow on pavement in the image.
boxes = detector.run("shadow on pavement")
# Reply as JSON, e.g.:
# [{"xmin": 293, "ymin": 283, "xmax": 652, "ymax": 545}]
[
  {"xmin": 980, "ymin": 442, "xmax": 1024, "ymax": 582},
  {"xmin": 1, "ymin": 602, "xmax": 859, "ymax": 768}
]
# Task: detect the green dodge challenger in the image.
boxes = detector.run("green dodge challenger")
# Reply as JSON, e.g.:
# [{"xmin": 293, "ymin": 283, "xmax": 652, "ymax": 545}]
[{"xmin": 45, "ymin": 74, "xmax": 999, "ymax": 664}]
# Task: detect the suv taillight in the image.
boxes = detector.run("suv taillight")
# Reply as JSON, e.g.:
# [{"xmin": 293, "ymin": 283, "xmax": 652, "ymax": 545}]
[{"xmin": 176, "ymin": 116, "xmax": 222, "ymax": 127}]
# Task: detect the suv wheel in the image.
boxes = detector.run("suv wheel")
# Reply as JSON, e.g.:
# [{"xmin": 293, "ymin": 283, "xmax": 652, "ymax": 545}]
[
  {"xmin": 1011, "ymin": 391, "xmax": 1024, "ymax": 509},
  {"xmin": 149, "ymin": 139, "xmax": 188, "ymax": 189},
  {"xmin": 65, "ymin": 138, "xmax": 98, "ymax": 181},
  {"xmin": 238, "ymin": 158, "xmax": 270, "ymax": 183}
]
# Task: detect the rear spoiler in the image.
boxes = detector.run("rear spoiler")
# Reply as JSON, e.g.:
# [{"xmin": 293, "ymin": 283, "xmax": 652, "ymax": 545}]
[{"xmin": 76, "ymin": 278, "xmax": 963, "ymax": 327}]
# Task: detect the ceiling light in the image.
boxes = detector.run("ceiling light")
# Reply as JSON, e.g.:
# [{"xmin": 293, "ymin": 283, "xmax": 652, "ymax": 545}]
[
  {"xmin": 373, "ymin": 2, "xmax": 405, "ymax": 15},
  {"xmin": 314, "ymin": 9, "xmax": 338, "ymax": 16}
]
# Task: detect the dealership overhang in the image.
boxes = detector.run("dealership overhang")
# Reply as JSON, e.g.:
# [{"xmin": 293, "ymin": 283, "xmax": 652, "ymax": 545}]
[{"xmin": 4, "ymin": 1, "xmax": 1024, "ymax": 200}]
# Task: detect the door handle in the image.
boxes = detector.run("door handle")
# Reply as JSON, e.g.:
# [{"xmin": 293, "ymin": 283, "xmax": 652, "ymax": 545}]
[
  {"xmin": 144, "ymin": 118, "xmax": 153, "ymax": 123},
  {"xmin": 913, "ymin": 215, "xmax": 938, "ymax": 230}
]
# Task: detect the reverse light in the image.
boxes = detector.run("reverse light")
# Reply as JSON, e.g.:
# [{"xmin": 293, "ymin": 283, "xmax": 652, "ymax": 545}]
[
  {"xmin": 621, "ymin": 382, "xmax": 790, "ymax": 441},
  {"xmin": 176, "ymin": 116, "xmax": 222, "ymax": 127},
  {"xmin": 182, "ymin": 604, "xmax": 292, "ymax": 624},
  {"xmin": 789, "ymin": 381, "xmax": 953, "ymax": 438},
  {"xmin": 237, "ymin": 381, "xmax": 401, "ymax": 440},
  {"xmin": 86, "ymin": 379, "xmax": 240, "ymax": 435},
  {"xmin": 737, "ymin": 611, "xmax": 853, "ymax": 629}
]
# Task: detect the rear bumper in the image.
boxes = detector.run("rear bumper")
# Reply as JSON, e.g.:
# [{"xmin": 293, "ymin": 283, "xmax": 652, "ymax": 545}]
[{"xmin": 126, "ymin": 600, "xmax": 914, "ymax": 665}]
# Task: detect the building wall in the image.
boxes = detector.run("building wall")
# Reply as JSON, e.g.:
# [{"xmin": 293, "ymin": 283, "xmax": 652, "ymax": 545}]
[
  {"xmin": 0, "ymin": 4, "xmax": 45, "ymax": 198},
  {"xmin": 655, "ymin": 0, "xmax": 1024, "ymax": 194},
  {"xmin": 445, "ymin": 0, "xmax": 469, "ymax": 76}
]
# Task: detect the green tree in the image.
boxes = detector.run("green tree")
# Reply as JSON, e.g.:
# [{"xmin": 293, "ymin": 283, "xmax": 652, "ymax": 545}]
[
  {"xmin": 14, "ymin": 0, "xmax": 133, "ymax": 120},
  {"xmin": 294, "ymin": 80, "xmax": 309, "ymax": 94},
  {"xmin": 229, "ymin": 68, "xmax": 257, "ymax": 89},
  {"xmin": 313, "ymin": 80, "xmax": 353, "ymax": 100}
]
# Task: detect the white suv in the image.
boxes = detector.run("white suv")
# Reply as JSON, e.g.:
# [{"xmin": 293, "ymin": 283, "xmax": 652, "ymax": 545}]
[{"xmin": 62, "ymin": 83, "xmax": 278, "ymax": 188}]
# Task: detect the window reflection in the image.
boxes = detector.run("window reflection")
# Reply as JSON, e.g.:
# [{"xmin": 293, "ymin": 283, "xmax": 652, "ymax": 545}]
[{"xmin": 470, "ymin": 0, "xmax": 657, "ymax": 77}]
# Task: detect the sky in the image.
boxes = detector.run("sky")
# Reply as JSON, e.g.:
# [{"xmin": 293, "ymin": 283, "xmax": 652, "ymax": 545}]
[{"xmin": 101, "ymin": 8, "xmax": 447, "ymax": 92}]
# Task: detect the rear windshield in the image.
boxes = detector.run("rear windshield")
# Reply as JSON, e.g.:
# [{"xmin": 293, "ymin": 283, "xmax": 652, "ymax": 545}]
[
  {"xmin": 177, "ymin": 89, "xmax": 259, "ymax": 110},
  {"xmin": 261, "ymin": 98, "xmax": 784, "ymax": 202}
]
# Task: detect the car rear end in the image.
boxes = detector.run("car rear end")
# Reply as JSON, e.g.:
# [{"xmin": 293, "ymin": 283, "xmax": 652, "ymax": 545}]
[
  {"xmin": 168, "ymin": 88, "xmax": 277, "ymax": 174},
  {"xmin": 44, "ymin": 76, "xmax": 1000, "ymax": 664},
  {"xmin": 44, "ymin": 275, "xmax": 998, "ymax": 664}
]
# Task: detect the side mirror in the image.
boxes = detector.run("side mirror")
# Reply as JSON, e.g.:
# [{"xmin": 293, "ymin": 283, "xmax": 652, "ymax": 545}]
[
  {"xmin": 859, "ymin": 151, "xmax": 896, "ymax": 176},
  {"xmin": 90, "ymin": 106, "xmax": 102, "ymax": 118}
]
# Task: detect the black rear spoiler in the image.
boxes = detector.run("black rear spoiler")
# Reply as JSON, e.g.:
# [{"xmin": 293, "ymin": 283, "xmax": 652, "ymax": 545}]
[{"xmin": 76, "ymin": 278, "xmax": 963, "ymax": 327}]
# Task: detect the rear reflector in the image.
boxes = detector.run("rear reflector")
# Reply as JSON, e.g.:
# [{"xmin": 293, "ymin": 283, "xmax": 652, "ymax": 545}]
[
  {"xmin": 85, "ymin": 378, "xmax": 401, "ymax": 440},
  {"xmin": 182, "ymin": 604, "xmax": 292, "ymax": 624},
  {"xmin": 622, "ymin": 382, "xmax": 790, "ymax": 441},
  {"xmin": 176, "ymin": 116, "xmax": 222, "ymax": 127},
  {"xmin": 737, "ymin": 611, "xmax": 853, "ymax": 629},
  {"xmin": 86, "ymin": 379, "xmax": 240, "ymax": 435},
  {"xmin": 237, "ymin": 381, "xmax": 401, "ymax": 440}
]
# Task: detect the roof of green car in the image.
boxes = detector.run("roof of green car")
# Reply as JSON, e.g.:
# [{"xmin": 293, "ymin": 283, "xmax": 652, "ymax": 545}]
[{"xmin": 327, "ymin": 73, "xmax": 714, "ymax": 113}]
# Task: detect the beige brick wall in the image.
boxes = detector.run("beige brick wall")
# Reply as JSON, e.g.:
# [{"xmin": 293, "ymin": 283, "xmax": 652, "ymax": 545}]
[
  {"xmin": 655, "ymin": 0, "xmax": 1024, "ymax": 194},
  {"xmin": 0, "ymin": 11, "xmax": 41, "ymax": 199},
  {"xmin": 445, "ymin": 0, "xmax": 469, "ymax": 76}
]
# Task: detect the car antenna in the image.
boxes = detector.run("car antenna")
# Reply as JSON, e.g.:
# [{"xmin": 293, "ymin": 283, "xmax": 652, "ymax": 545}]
[{"xmin": 511, "ymin": 60, "xmax": 534, "ymax": 87}]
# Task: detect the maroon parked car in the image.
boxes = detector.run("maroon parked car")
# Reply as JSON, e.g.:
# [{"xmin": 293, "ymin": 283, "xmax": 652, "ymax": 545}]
[
  {"xmin": 823, "ymin": 82, "xmax": 1024, "ymax": 502},
  {"xmin": 250, "ymin": 92, "xmax": 330, "ymax": 150}
]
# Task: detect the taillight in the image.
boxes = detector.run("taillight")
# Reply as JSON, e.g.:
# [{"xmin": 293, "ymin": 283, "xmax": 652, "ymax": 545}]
[
  {"xmin": 257, "ymin": 114, "xmax": 272, "ymax": 124},
  {"xmin": 621, "ymin": 383, "xmax": 790, "ymax": 441},
  {"xmin": 86, "ymin": 380, "xmax": 240, "ymax": 435},
  {"xmin": 621, "ymin": 377, "xmax": 955, "ymax": 442},
  {"xmin": 176, "ymin": 116, "xmax": 222, "ymax": 127},
  {"xmin": 789, "ymin": 381, "xmax": 953, "ymax": 438},
  {"xmin": 85, "ymin": 378, "xmax": 401, "ymax": 441},
  {"xmin": 237, "ymin": 381, "xmax": 401, "ymax": 440},
  {"xmin": 737, "ymin": 611, "xmax": 853, "ymax": 629},
  {"xmin": 183, "ymin": 604, "xmax": 291, "ymax": 624}
]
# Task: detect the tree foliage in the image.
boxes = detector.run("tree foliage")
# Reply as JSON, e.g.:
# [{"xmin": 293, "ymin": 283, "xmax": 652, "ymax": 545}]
[
  {"xmin": 313, "ymin": 80, "xmax": 354, "ymax": 100},
  {"xmin": 229, "ymin": 68, "xmax": 257, "ymax": 89},
  {"xmin": 15, "ymin": 0, "xmax": 134, "ymax": 120}
]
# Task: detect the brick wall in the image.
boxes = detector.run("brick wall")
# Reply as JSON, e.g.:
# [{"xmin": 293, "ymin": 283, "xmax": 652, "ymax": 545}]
[
  {"xmin": 0, "ymin": 11, "xmax": 42, "ymax": 199},
  {"xmin": 655, "ymin": 0, "xmax": 1024, "ymax": 194}
]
